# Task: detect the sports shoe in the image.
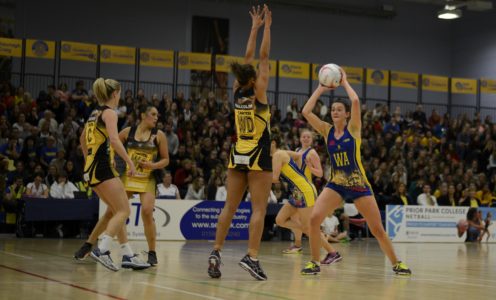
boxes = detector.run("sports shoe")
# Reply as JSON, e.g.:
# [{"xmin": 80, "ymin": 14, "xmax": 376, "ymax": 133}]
[
  {"xmin": 147, "ymin": 251, "xmax": 158, "ymax": 266},
  {"xmin": 393, "ymin": 261, "xmax": 412, "ymax": 276},
  {"xmin": 301, "ymin": 261, "xmax": 320, "ymax": 275},
  {"xmin": 74, "ymin": 242, "xmax": 92, "ymax": 260},
  {"xmin": 282, "ymin": 245, "xmax": 302, "ymax": 254},
  {"xmin": 90, "ymin": 248, "xmax": 119, "ymax": 272},
  {"xmin": 208, "ymin": 250, "xmax": 222, "ymax": 279},
  {"xmin": 122, "ymin": 254, "xmax": 151, "ymax": 270},
  {"xmin": 238, "ymin": 255, "xmax": 267, "ymax": 281},
  {"xmin": 320, "ymin": 252, "xmax": 342, "ymax": 265}
]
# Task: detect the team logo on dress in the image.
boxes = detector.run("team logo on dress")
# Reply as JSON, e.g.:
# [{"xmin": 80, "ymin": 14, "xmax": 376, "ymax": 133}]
[
  {"xmin": 328, "ymin": 140, "xmax": 335, "ymax": 146},
  {"xmin": 32, "ymin": 40, "xmax": 49, "ymax": 57}
]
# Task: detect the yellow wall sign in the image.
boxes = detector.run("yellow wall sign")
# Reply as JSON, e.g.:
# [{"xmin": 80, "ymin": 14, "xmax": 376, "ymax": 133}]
[
  {"xmin": 422, "ymin": 74, "xmax": 448, "ymax": 92},
  {"xmin": 391, "ymin": 71, "xmax": 418, "ymax": 89},
  {"xmin": 61, "ymin": 41, "xmax": 97, "ymax": 62},
  {"xmin": 100, "ymin": 45, "xmax": 135, "ymax": 65},
  {"xmin": 480, "ymin": 79, "xmax": 496, "ymax": 94},
  {"xmin": 0, "ymin": 38, "xmax": 22, "ymax": 57},
  {"xmin": 278, "ymin": 60, "xmax": 309, "ymax": 79},
  {"xmin": 140, "ymin": 48, "xmax": 173, "ymax": 68},
  {"xmin": 26, "ymin": 39, "xmax": 55, "ymax": 59},
  {"xmin": 367, "ymin": 69, "xmax": 389, "ymax": 86},
  {"xmin": 178, "ymin": 52, "xmax": 211, "ymax": 71},
  {"xmin": 451, "ymin": 77, "xmax": 477, "ymax": 94},
  {"xmin": 215, "ymin": 55, "xmax": 244, "ymax": 72}
]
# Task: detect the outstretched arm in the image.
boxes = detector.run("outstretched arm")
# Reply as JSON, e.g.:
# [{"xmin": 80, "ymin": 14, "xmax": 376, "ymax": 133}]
[
  {"xmin": 302, "ymin": 85, "xmax": 332, "ymax": 136},
  {"xmin": 255, "ymin": 5, "xmax": 271, "ymax": 101},
  {"xmin": 244, "ymin": 5, "xmax": 264, "ymax": 64},
  {"xmin": 341, "ymin": 68, "xmax": 361, "ymax": 135},
  {"xmin": 272, "ymin": 151, "xmax": 283, "ymax": 183}
]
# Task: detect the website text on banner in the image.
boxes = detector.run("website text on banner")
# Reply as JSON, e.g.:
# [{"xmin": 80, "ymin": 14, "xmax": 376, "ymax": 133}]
[
  {"xmin": 99, "ymin": 199, "xmax": 251, "ymax": 240},
  {"xmin": 387, "ymin": 205, "xmax": 496, "ymax": 243}
]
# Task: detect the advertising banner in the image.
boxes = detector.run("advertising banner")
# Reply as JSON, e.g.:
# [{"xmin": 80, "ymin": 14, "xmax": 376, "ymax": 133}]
[
  {"xmin": 422, "ymin": 74, "xmax": 449, "ymax": 92},
  {"xmin": 100, "ymin": 199, "xmax": 251, "ymax": 240},
  {"xmin": 26, "ymin": 39, "xmax": 55, "ymax": 59},
  {"xmin": 0, "ymin": 37, "xmax": 22, "ymax": 57},
  {"xmin": 391, "ymin": 71, "xmax": 418, "ymax": 89},
  {"xmin": 100, "ymin": 44, "xmax": 135, "ymax": 65},
  {"xmin": 61, "ymin": 41, "xmax": 97, "ymax": 62},
  {"xmin": 387, "ymin": 205, "xmax": 496, "ymax": 243},
  {"xmin": 140, "ymin": 48, "xmax": 173, "ymax": 68}
]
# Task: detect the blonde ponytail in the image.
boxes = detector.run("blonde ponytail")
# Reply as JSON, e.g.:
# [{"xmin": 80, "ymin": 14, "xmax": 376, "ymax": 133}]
[{"xmin": 92, "ymin": 77, "xmax": 121, "ymax": 103}]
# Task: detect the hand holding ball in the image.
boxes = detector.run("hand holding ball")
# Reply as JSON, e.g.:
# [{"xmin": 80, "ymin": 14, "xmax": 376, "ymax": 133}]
[{"xmin": 318, "ymin": 63, "xmax": 342, "ymax": 88}]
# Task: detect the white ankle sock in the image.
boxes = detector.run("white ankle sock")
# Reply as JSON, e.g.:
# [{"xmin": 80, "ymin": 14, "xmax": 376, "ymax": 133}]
[
  {"xmin": 99, "ymin": 234, "xmax": 113, "ymax": 253},
  {"xmin": 120, "ymin": 243, "xmax": 134, "ymax": 257}
]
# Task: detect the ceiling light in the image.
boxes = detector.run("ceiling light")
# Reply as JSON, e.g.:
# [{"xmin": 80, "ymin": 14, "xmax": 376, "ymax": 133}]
[{"xmin": 438, "ymin": 5, "xmax": 462, "ymax": 20}]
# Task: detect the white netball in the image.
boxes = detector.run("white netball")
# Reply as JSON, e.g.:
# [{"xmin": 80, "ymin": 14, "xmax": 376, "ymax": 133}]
[{"xmin": 318, "ymin": 63, "xmax": 342, "ymax": 88}]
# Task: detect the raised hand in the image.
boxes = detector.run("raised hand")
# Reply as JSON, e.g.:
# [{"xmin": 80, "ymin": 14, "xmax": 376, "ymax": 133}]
[
  {"xmin": 250, "ymin": 5, "xmax": 265, "ymax": 29},
  {"xmin": 339, "ymin": 67, "xmax": 348, "ymax": 85},
  {"xmin": 264, "ymin": 4, "xmax": 272, "ymax": 28}
]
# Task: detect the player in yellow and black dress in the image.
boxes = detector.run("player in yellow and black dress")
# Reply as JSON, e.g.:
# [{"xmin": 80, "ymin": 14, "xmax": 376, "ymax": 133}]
[
  {"xmin": 281, "ymin": 129, "xmax": 324, "ymax": 254},
  {"xmin": 75, "ymin": 106, "xmax": 169, "ymax": 267},
  {"xmin": 208, "ymin": 4, "xmax": 272, "ymax": 281},
  {"xmin": 271, "ymin": 136, "xmax": 342, "ymax": 265},
  {"xmin": 78, "ymin": 77, "xmax": 140, "ymax": 272},
  {"xmin": 301, "ymin": 68, "xmax": 411, "ymax": 276}
]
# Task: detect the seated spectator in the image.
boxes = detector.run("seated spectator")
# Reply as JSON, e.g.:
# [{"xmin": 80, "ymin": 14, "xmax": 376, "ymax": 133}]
[
  {"xmin": 49, "ymin": 149, "xmax": 67, "ymax": 174},
  {"xmin": 476, "ymin": 183, "xmax": 495, "ymax": 207},
  {"xmin": 38, "ymin": 110, "xmax": 58, "ymax": 134},
  {"xmin": 215, "ymin": 178, "xmax": 227, "ymax": 201},
  {"xmin": 174, "ymin": 159, "xmax": 193, "ymax": 198},
  {"xmin": 438, "ymin": 184, "xmax": 457, "ymax": 206},
  {"xmin": 45, "ymin": 164, "xmax": 58, "ymax": 187},
  {"xmin": 49, "ymin": 172, "xmax": 78, "ymax": 199},
  {"xmin": 417, "ymin": 184, "xmax": 438, "ymax": 206},
  {"xmin": 321, "ymin": 212, "xmax": 348, "ymax": 243},
  {"xmin": 0, "ymin": 135, "xmax": 22, "ymax": 161},
  {"xmin": 25, "ymin": 173, "xmax": 49, "ymax": 198},
  {"xmin": 390, "ymin": 183, "xmax": 413, "ymax": 205},
  {"xmin": 459, "ymin": 187, "xmax": 481, "ymax": 207},
  {"xmin": 157, "ymin": 171, "xmax": 181, "ymax": 199},
  {"xmin": 4, "ymin": 176, "xmax": 26, "ymax": 224},
  {"xmin": 185, "ymin": 177, "xmax": 205, "ymax": 200},
  {"xmin": 39, "ymin": 135, "xmax": 58, "ymax": 168}
]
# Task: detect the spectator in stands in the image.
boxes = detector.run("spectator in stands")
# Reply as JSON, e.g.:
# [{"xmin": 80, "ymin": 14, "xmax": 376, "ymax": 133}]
[
  {"xmin": 25, "ymin": 173, "xmax": 49, "ymax": 198},
  {"xmin": 412, "ymin": 104, "xmax": 427, "ymax": 124},
  {"xmin": 0, "ymin": 134, "xmax": 21, "ymax": 161},
  {"xmin": 174, "ymin": 159, "xmax": 193, "ymax": 198},
  {"xmin": 49, "ymin": 171, "xmax": 78, "ymax": 199},
  {"xmin": 417, "ymin": 184, "xmax": 438, "ymax": 206},
  {"xmin": 390, "ymin": 183, "xmax": 413, "ymax": 205},
  {"xmin": 287, "ymin": 98, "xmax": 299, "ymax": 119},
  {"xmin": 215, "ymin": 177, "xmax": 227, "ymax": 201},
  {"xmin": 70, "ymin": 80, "xmax": 88, "ymax": 104},
  {"xmin": 165, "ymin": 123, "xmax": 179, "ymax": 156},
  {"xmin": 459, "ymin": 187, "xmax": 480, "ymax": 207},
  {"xmin": 156, "ymin": 171, "xmax": 180, "ymax": 199},
  {"xmin": 50, "ymin": 149, "xmax": 67, "ymax": 174},
  {"xmin": 438, "ymin": 184, "xmax": 457, "ymax": 206},
  {"xmin": 39, "ymin": 135, "xmax": 58, "ymax": 168},
  {"xmin": 476, "ymin": 183, "xmax": 494, "ymax": 207},
  {"xmin": 272, "ymin": 182, "xmax": 288, "ymax": 203},
  {"xmin": 38, "ymin": 110, "xmax": 58, "ymax": 134},
  {"xmin": 185, "ymin": 177, "xmax": 205, "ymax": 200},
  {"xmin": 321, "ymin": 212, "xmax": 348, "ymax": 243}
]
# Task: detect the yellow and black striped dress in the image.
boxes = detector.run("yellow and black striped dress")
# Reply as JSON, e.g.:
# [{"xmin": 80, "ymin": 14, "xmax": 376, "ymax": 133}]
[
  {"xmin": 83, "ymin": 106, "xmax": 119, "ymax": 187},
  {"xmin": 228, "ymin": 87, "xmax": 271, "ymax": 171}
]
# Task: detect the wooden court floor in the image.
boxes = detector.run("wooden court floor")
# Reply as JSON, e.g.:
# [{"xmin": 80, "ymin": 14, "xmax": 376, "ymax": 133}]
[{"xmin": 0, "ymin": 237, "xmax": 495, "ymax": 300}]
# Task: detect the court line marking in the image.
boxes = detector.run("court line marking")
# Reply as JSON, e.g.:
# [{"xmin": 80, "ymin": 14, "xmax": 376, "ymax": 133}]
[
  {"xmin": 0, "ymin": 250, "xmax": 33, "ymax": 259},
  {"xmin": 0, "ymin": 264, "xmax": 127, "ymax": 300},
  {"xmin": 139, "ymin": 282, "xmax": 225, "ymax": 300}
]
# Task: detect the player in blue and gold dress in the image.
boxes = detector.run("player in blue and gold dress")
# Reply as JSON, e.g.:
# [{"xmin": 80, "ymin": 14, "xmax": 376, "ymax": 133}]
[{"xmin": 301, "ymin": 68, "xmax": 411, "ymax": 276}]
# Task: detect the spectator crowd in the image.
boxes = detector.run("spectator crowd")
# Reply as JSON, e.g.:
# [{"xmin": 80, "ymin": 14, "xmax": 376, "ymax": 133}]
[{"xmin": 1, "ymin": 79, "xmax": 496, "ymax": 227}]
